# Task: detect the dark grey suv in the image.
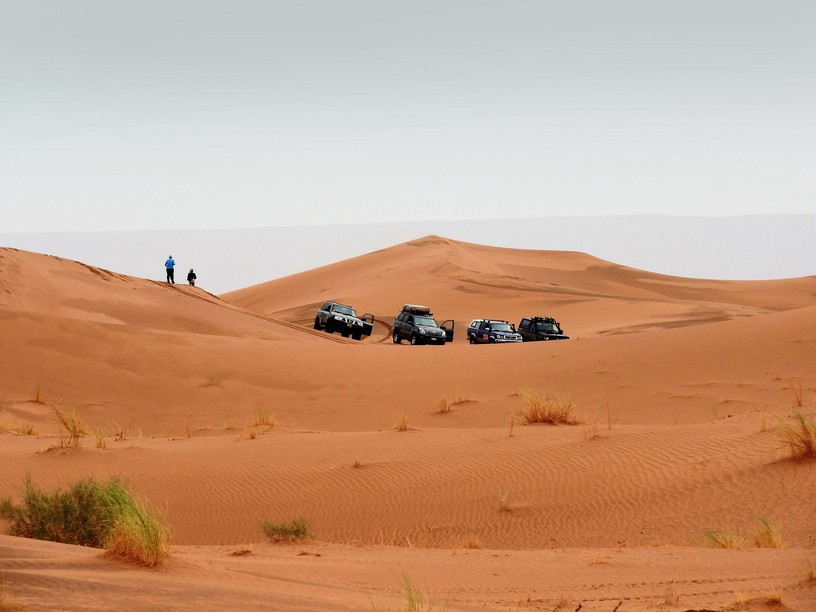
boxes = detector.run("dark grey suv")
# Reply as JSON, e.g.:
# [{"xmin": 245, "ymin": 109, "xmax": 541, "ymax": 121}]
[{"xmin": 392, "ymin": 304, "xmax": 454, "ymax": 345}]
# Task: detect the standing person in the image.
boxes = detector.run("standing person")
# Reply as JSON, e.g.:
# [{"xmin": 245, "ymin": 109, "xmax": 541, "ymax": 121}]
[
  {"xmin": 187, "ymin": 268, "xmax": 196, "ymax": 286},
  {"xmin": 165, "ymin": 255, "xmax": 175, "ymax": 284}
]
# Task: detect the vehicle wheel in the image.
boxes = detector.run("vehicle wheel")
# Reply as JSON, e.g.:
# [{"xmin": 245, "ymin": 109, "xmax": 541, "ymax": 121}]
[
  {"xmin": 313, "ymin": 318, "xmax": 321, "ymax": 330},
  {"xmin": 488, "ymin": 337, "xmax": 495, "ymax": 344},
  {"xmin": 341, "ymin": 330, "xmax": 349, "ymax": 338},
  {"xmin": 392, "ymin": 331, "xmax": 401, "ymax": 344},
  {"xmin": 468, "ymin": 335, "xmax": 475, "ymax": 344},
  {"xmin": 410, "ymin": 335, "xmax": 419, "ymax": 346},
  {"xmin": 352, "ymin": 331, "xmax": 362, "ymax": 341}
]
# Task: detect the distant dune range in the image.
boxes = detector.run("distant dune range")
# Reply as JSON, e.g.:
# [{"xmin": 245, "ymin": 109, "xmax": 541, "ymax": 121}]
[{"xmin": 1, "ymin": 237, "xmax": 815, "ymax": 610}]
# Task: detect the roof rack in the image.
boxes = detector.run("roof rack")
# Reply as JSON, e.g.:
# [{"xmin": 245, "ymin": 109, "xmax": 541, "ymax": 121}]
[{"xmin": 401, "ymin": 304, "xmax": 432, "ymax": 315}]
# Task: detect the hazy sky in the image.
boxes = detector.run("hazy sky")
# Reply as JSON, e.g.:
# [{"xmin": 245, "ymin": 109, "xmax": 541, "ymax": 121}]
[{"xmin": 2, "ymin": 1, "xmax": 814, "ymax": 232}]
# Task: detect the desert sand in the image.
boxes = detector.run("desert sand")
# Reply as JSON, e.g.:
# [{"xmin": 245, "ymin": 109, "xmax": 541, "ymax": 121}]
[{"xmin": 1, "ymin": 236, "xmax": 814, "ymax": 611}]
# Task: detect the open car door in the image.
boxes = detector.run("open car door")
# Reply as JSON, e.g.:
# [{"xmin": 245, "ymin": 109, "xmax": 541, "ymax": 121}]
[
  {"xmin": 360, "ymin": 313, "xmax": 374, "ymax": 337},
  {"xmin": 440, "ymin": 320, "xmax": 455, "ymax": 343}
]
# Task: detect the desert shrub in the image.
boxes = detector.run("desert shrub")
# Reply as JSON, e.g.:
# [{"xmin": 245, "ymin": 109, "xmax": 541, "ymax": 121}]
[
  {"xmin": 0, "ymin": 477, "xmax": 169, "ymax": 566},
  {"xmin": 519, "ymin": 389, "xmax": 576, "ymax": 425},
  {"xmin": 780, "ymin": 412, "xmax": 816, "ymax": 459},
  {"xmin": 260, "ymin": 517, "xmax": 310, "ymax": 543}
]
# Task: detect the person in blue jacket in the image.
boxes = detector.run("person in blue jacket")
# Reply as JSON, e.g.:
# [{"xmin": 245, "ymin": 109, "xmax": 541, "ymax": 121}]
[{"xmin": 165, "ymin": 255, "xmax": 175, "ymax": 283}]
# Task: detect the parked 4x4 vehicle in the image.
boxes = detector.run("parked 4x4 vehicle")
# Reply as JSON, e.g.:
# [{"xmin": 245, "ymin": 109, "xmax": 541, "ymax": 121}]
[
  {"xmin": 517, "ymin": 316, "xmax": 569, "ymax": 341},
  {"xmin": 467, "ymin": 319, "xmax": 523, "ymax": 344},
  {"xmin": 314, "ymin": 301, "xmax": 374, "ymax": 340},
  {"xmin": 392, "ymin": 304, "xmax": 454, "ymax": 345}
]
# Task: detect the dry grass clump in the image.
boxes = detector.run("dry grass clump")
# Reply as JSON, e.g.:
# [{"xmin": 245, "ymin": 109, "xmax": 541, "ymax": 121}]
[
  {"xmin": 51, "ymin": 405, "xmax": 84, "ymax": 447},
  {"xmin": 497, "ymin": 490, "xmax": 512, "ymax": 512},
  {"xmin": 395, "ymin": 413, "xmax": 410, "ymax": 432},
  {"xmin": 705, "ymin": 528, "xmax": 744, "ymax": 549},
  {"xmin": 92, "ymin": 426, "xmax": 107, "ymax": 449},
  {"xmin": 780, "ymin": 412, "xmax": 816, "ymax": 459},
  {"xmin": 584, "ymin": 418, "xmax": 600, "ymax": 440},
  {"xmin": 253, "ymin": 407, "xmax": 276, "ymax": 431},
  {"xmin": 112, "ymin": 421, "xmax": 129, "ymax": 441},
  {"xmin": 260, "ymin": 518, "xmax": 310, "ymax": 543},
  {"xmin": 437, "ymin": 392, "xmax": 466, "ymax": 414},
  {"xmin": 519, "ymin": 389, "xmax": 577, "ymax": 425},
  {"xmin": 753, "ymin": 517, "xmax": 783, "ymax": 548},
  {"xmin": 33, "ymin": 385, "xmax": 49, "ymax": 405},
  {"xmin": 0, "ymin": 477, "xmax": 170, "ymax": 567},
  {"xmin": 13, "ymin": 423, "xmax": 38, "ymax": 436}
]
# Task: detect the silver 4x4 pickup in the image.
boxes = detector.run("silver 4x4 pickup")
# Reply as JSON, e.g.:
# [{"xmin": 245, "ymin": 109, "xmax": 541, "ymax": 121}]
[{"xmin": 314, "ymin": 301, "xmax": 374, "ymax": 340}]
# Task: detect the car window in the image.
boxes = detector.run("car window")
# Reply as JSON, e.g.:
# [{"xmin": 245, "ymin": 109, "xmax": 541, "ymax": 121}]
[
  {"xmin": 333, "ymin": 305, "xmax": 355, "ymax": 316},
  {"xmin": 414, "ymin": 316, "xmax": 438, "ymax": 327},
  {"xmin": 491, "ymin": 322, "xmax": 513, "ymax": 332}
]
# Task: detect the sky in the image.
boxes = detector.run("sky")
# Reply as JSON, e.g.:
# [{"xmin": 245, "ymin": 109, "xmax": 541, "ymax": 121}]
[{"xmin": 2, "ymin": 1, "xmax": 814, "ymax": 233}]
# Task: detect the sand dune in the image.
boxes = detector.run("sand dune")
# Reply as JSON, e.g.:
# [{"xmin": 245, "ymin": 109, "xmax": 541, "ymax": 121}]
[{"xmin": 1, "ymin": 239, "xmax": 815, "ymax": 610}]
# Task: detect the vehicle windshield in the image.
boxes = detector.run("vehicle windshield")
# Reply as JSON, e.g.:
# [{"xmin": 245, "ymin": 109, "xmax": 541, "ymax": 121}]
[
  {"xmin": 535, "ymin": 321, "xmax": 560, "ymax": 332},
  {"xmin": 415, "ymin": 316, "xmax": 439, "ymax": 327},
  {"xmin": 334, "ymin": 305, "xmax": 356, "ymax": 317},
  {"xmin": 491, "ymin": 322, "xmax": 514, "ymax": 332}
]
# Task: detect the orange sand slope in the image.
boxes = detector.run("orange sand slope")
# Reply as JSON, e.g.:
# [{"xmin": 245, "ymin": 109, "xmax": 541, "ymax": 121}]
[{"xmin": 1, "ymin": 239, "xmax": 815, "ymax": 610}]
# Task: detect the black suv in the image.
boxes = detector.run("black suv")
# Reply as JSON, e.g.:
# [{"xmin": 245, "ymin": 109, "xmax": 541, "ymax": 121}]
[
  {"xmin": 517, "ymin": 316, "xmax": 569, "ymax": 341},
  {"xmin": 314, "ymin": 301, "xmax": 374, "ymax": 340},
  {"xmin": 392, "ymin": 304, "xmax": 454, "ymax": 345}
]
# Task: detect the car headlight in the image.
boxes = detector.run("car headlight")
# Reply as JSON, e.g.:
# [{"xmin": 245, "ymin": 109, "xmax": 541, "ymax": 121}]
[{"xmin": 418, "ymin": 328, "xmax": 427, "ymax": 334}]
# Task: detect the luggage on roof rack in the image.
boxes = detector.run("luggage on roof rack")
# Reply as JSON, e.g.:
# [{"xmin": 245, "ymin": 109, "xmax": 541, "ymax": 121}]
[{"xmin": 401, "ymin": 304, "xmax": 432, "ymax": 315}]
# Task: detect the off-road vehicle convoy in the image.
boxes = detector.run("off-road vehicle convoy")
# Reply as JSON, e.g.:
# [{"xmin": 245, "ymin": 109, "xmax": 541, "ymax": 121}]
[
  {"xmin": 517, "ymin": 316, "xmax": 569, "ymax": 341},
  {"xmin": 313, "ymin": 301, "xmax": 374, "ymax": 340},
  {"xmin": 467, "ymin": 319, "xmax": 523, "ymax": 344},
  {"xmin": 392, "ymin": 304, "xmax": 454, "ymax": 345}
]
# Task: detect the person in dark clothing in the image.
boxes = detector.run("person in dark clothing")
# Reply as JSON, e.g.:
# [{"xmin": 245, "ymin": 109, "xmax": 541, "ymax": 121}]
[
  {"xmin": 187, "ymin": 268, "xmax": 196, "ymax": 286},
  {"xmin": 165, "ymin": 255, "xmax": 175, "ymax": 283}
]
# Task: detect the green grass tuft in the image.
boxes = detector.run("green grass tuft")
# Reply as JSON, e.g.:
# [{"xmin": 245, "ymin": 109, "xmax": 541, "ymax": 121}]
[{"xmin": 0, "ymin": 477, "xmax": 169, "ymax": 566}]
